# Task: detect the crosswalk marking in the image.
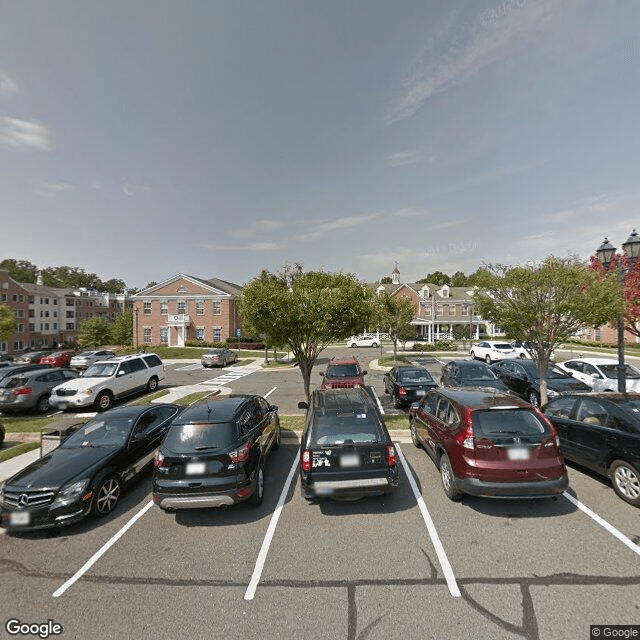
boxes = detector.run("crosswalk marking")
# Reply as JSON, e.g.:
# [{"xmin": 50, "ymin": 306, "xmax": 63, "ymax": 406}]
[{"xmin": 198, "ymin": 363, "xmax": 262, "ymax": 387}]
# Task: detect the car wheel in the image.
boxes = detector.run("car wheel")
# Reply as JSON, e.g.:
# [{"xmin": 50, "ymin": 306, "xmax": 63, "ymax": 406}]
[
  {"xmin": 470, "ymin": 351, "xmax": 476, "ymax": 360},
  {"xmin": 410, "ymin": 420, "xmax": 420, "ymax": 448},
  {"xmin": 92, "ymin": 476, "xmax": 121, "ymax": 517},
  {"xmin": 371, "ymin": 342, "xmax": 378, "ymax": 348},
  {"xmin": 36, "ymin": 395, "xmax": 51, "ymax": 414},
  {"xmin": 440, "ymin": 454, "xmax": 462, "ymax": 501},
  {"xmin": 485, "ymin": 355, "xmax": 492, "ymax": 365},
  {"xmin": 519, "ymin": 353, "xmax": 527, "ymax": 359},
  {"xmin": 609, "ymin": 460, "xmax": 640, "ymax": 506},
  {"xmin": 94, "ymin": 391, "xmax": 113, "ymax": 412},
  {"xmin": 527, "ymin": 390, "xmax": 540, "ymax": 407},
  {"xmin": 350, "ymin": 343, "xmax": 357, "ymax": 348},
  {"xmin": 273, "ymin": 423, "xmax": 281, "ymax": 450},
  {"xmin": 146, "ymin": 376, "xmax": 159, "ymax": 393},
  {"xmin": 249, "ymin": 464, "xmax": 264, "ymax": 506}
]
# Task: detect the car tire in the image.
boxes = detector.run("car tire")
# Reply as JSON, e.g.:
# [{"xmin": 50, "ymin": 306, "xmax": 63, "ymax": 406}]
[
  {"xmin": 272, "ymin": 424, "xmax": 281, "ymax": 450},
  {"xmin": 440, "ymin": 453, "xmax": 462, "ymax": 501},
  {"xmin": 350, "ymin": 343, "xmax": 357, "ymax": 348},
  {"xmin": 609, "ymin": 460, "xmax": 640, "ymax": 506},
  {"xmin": 147, "ymin": 376, "xmax": 159, "ymax": 393},
  {"xmin": 36, "ymin": 394, "xmax": 50, "ymax": 414},
  {"xmin": 94, "ymin": 391, "xmax": 113, "ymax": 412},
  {"xmin": 92, "ymin": 476, "xmax": 121, "ymax": 517},
  {"xmin": 527, "ymin": 390, "xmax": 540, "ymax": 407},
  {"xmin": 519, "ymin": 353, "xmax": 527, "ymax": 359},
  {"xmin": 470, "ymin": 351, "xmax": 476, "ymax": 360},
  {"xmin": 249, "ymin": 464, "xmax": 264, "ymax": 506},
  {"xmin": 410, "ymin": 420, "xmax": 420, "ymax": 448},
  {"xmin": 371, "ymin": 342, "xmax": 378, "ymax": 348},
  {"xmin": 485, "ymin": 355, "xmax": 492, "ymax": 365}
]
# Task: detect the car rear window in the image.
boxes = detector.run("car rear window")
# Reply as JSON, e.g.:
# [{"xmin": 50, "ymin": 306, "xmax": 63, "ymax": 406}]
[
  {"xmin": 494, "ymin": 343, "xmax": 513, "ymax": 349},
  {"xmin": 163, "ymin": 422, "xmax": 238, "ymax": 452},
  {"xmin": 143, "ymin": 354, "xmax": 162, "ymax": 367},
  {"xmin": 309, "ymin": 413, "xmax": 382, "ymax": 445},
  {"xmin": 463, "ymin": 364, "xmax": 498, "ymax": 380},
  {"xmin": 2, "ymin": 376, "xmax": 27, "ymax": 389},
  {"xmin": 326, "ymin": 364, "xmax": 360, "ymax": 378},
  {"xmin": 472, "ymin": 409, "xmax": 552, "ymax": 439},
  {"xmin": 398, "ymin": 369, "xmax": 433, "ymax": 383}
]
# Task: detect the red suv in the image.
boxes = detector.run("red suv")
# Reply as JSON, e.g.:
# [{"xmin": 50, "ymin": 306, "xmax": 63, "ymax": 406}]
[
  {"xmin": 320, "ymin": 357, "xmax": 367, "ymax": 389},
  {"xmin": 409, "ymin": 388, "xmax": 568, "ymax": 501}
]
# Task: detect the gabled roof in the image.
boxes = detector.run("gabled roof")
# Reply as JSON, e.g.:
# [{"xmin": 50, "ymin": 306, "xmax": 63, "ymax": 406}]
[
  {"xmin": 371, "ymin": 281, "xmax": 474, "ymax": 301},
  {"xmin": 133, "ymin": 273, "xmax": 243, "ymax": 298}
]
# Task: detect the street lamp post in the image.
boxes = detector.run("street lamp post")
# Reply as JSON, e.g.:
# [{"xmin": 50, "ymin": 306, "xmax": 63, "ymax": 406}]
[{"xmin": 595, "ymin": 229, "xmax": 640, "ymax": 393}]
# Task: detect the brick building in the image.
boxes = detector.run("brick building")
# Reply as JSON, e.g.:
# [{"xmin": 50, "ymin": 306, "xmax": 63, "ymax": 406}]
[{"xmin": 131, "ymin": 274, "xmax": 243, "ymax": 348}]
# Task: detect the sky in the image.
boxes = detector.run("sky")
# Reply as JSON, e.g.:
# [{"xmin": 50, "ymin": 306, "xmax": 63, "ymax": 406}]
[{"xmin": 1, "ymin": 0, "xmax": 639, "ymax": 290}]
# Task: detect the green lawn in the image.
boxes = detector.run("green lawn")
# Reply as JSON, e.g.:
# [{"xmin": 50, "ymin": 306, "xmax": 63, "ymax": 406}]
[{"xmin": 0, "ymin": 441, "xmax": 40, "ymax": 463}]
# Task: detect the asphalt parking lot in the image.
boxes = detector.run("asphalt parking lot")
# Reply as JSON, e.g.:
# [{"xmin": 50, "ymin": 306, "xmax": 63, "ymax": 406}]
[{"xmin": 1, "ymin": 347, "xmax": 639, "ymax": 639}]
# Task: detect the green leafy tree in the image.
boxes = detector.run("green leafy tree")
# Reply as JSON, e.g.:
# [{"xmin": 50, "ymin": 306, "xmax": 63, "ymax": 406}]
[
  {"xmin": 0, "ymin": 304, "xmax": 17, "ymax": 342},
  {"xmin": 376, "ymin": 292, "xmax": 415, "ymax": 361},
  {"xmin": 78, "ymin": 316, "xmax": 113, "ymax": 348},
  {"xmin": 380, "ymin": 276, "xmax": 393, "ymax": 284},
  {"xmin": 0, "ymin": 259, "xmax": 38, "ymax": 283},
  {"xmin": 239, "ymin": 265, "xmax": 375, "ymax": 400},
  {"xmin": 451, "ymin": 271, "xmax": 469, "ymax": 287},
  {"xmin": 424, "ymin": 271, "xmax": 451, "ymax": 286},
  {"xmin": 110, "ymin": 310, "xmax": 133, "ymax": 346},
  {"xmin": 473, "ymin": 256, "xmax": 621, "ymax": 405}
]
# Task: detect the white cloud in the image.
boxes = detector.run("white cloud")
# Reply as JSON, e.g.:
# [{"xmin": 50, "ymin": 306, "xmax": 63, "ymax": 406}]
[
  {"xmin": 0, "ymin": 116, "xmax": 51, "ymax": 150},
  {"xmin": 393, "ymin": 207, "xmax": 428, "ymax": 218},
  {"xmin": 122, "ymin": 180, "xmax": 151, "ymax": 197},
  {"xmin": 0, "ymin": 70, "xmax": 18, "ymax": 98},
  {"xmin": 230, "ymin": 219, "xmax": 285, "ymax": 239},
  {"xmin": 35, "ymin": 181, "xmax": 73, "ymax": 196},
  {"xmin": 389, "ymin": 0, "xmax": 577, "ymax": 122},
  {"xmin": 299, "ymin": 213, "xmax": 380, "ymax": 241},
  {"xmin": 387, "ymin": 150, "xmax": 429, "ymax": 167}
]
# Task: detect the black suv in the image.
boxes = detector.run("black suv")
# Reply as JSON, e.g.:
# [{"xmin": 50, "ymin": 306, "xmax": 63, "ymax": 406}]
[
  {"xmin": 298, "ymin": 387, "xmax": 399, "ymax": 501},
  {"xmin": 152, "ymin": 395, "xmax": 280, "ymax": 510}
]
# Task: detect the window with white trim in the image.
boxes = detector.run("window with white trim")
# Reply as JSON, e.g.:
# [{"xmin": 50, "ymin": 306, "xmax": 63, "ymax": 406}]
[
  {"xmin": 196, "ymin": 300, "xmax": 205, "ymax": 315},
  {"xmin": 160, "ymin": 301, "xmax": 168, "ymax": 315},
  {"xmin": 143, "ymin": 301, "xmax": 152, "ymax": 315},
  {"xmin": 196, "ymin": 326, "xmax": 205, "ymax": 341},
  {"xmin": 212, "ymin": 301, "xmax": 221, "ymax": 315},
  {"xmin": 143, "ymin": 327, "xmax": 152, "ymax": 344},
  {"xmin": 160, "ymin": 327, "xmax": 168, "ymax": 344},
  {"xmin": 212, "ymin": 326, "xmax": 222, "ymax": 342},
  {"xmin": 177, "ymin": 300, "xmax": 187, "ymax": 314}
]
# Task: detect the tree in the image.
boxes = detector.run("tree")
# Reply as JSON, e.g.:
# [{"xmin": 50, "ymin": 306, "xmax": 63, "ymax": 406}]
[
  {"xmin": 0, "ymin": 259, "xmax": 38, "ymax": 283},
  {"xmin": 380, "ymin": 276, "xmax": 393, "ymax": 284},
  {"xmin": 451, "ymin": 271, "xmax": 469, "ymax": 287},
  {"xmin": 110, "ymin": 310, "xmax": 133, "ymax": 346},
  {"xmin": 473, "ymin": 256, "xmax": 621, "ymax": 405},
  {"xmin": 239, "ymin": 265, "xmax": 375, "ymax": 400},
  {"xmin": 376, "ymin": 292, "xmax": 415, "ymax": 361},
  {"xmin": 424, "ymin": 271, "xmax": 451, "ymax": 286},
  {"xmin": 0, "ymin": 304, "xmax": 17, "ymax": 342},
  {"xmin": 591, "ymin": 254, "xmax": 640, "ymax": 340},
  {"xmin": 78, "ymin": 316, "xmax": 113, "ymax": 348}
]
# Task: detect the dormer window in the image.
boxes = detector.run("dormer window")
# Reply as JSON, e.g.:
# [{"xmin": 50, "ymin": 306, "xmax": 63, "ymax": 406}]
[
  {"xmin": 420, "ymin": 285, "xmax": 430, "ymax": 299},
  {"xmin": 440, "ymin": 285, "xmax": 450, "ymax": 298}
]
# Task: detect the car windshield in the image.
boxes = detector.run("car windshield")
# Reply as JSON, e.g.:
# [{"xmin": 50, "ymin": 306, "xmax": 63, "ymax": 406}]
[
  {"xmin": 163, "ymin": 422, "xmax": 237, "ymax": 452},
  {"xmin": 472, "ymin": 409, "xmax": 552, "ymax": 439},
  {"xmin": 547, "ymin": 365, "xmax": 571, "ymax": 379},
  {"xmin": 598, "ymin": 364, "xmax": 640, "ymax": 380},
  {"xmin": 461, "ymin": 364, "xmax": 498, "ymax": 380},
  {"xmin": 326, "ymin": 364, "xmax": 360, "ymax": 378},
  {"xmin": 83, "ymin": 362, "xmax": 118, "ymax": 377},
  {"xmin": 60, "ymin": 417, "xmax": 134, "ymax": 448},
  {"xmin": 309, "ymin": 413, "xmax": 381, "ymax": 445},
  {"xmin": 398, "ymin": 369, "xmax": 433, "ymax": 383}
]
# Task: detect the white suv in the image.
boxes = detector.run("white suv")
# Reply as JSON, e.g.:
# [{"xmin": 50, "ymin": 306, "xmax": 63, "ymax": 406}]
[
  {"xmin": 347, "ymin": 334, "xmax": 380, "ymax": 348},
  {"xmin": 469, "ymin": 341, "xmax": 516, "ymax": 364},
  {"xmin": 50, "ymin": 353, "xmax": 165, "ymax": 412}
]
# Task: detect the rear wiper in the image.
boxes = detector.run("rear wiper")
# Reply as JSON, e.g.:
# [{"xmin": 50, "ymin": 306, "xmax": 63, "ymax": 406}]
[{"xmin": 194, "ymin": 445, "xmax": 219, "ymax": 451}]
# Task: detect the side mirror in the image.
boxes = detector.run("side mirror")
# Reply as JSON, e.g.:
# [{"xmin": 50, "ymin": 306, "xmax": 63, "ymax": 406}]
[
  {"xmin": 362, "ymin": 370, "xmax": 368, "ymax": 376},
  {"xmin": 298, "ymin": 401, "xmax": 309, "ymax": 410},
  {"xmin": 117, "ymin": 370, "xmax": 126, "ymax": 377},
  {"xmin": 269, "ymin": 405, "xmax": 278, "ymax": 413},
  {"xmin": 410, "ymin": 402, "xmax": 419, "ymax": 410},
  {"xmin": 319, "ymin": 371, "xmax": 325, "ymax": 377}
]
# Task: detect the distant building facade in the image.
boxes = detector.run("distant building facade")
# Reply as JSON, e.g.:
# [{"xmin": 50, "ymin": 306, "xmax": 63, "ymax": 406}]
[{"xmin": 131, "ymin": 274, "xmax": 243, "ymax": 348}]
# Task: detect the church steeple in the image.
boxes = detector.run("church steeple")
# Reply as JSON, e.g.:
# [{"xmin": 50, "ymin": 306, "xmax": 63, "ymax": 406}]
[{"xmin": 391, "ymin": 262, "xmax": 400, "ymax": 285}]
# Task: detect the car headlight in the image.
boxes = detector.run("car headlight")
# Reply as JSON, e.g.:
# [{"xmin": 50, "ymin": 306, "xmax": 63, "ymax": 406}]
[
  {"xmin": 79, "ymin": 389, "xmax": 94, "ymax": 396},
  {"xmin": 547, "ymin": 388, "xmax": 559, "ymax": 397},
  {"xmin": 52, "ymin": 478, "xmax": 91, "ymax": 507}
]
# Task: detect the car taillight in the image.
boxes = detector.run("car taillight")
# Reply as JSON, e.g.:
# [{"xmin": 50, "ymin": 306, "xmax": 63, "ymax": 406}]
[
  {"xmin": 154, "ymin": 452, "xmax": 165, "ymax": 468},
  {"xmin": 13, "ymin": 387, "xmax": 32, "ymax": 396},
  {"xmin": 301, "ymin": 449, "xmax": 311, "ymax": 471},
  {"xmin": 387, "ymin": 445, "xmax": 397, "ymax": 466},
  {"xmin": 398, "ymin": 387, "xmax": 407, "ymax": 397},
  {"xmin": 230, "ymin": 441, "xmax": 252, "ymax": 463}
]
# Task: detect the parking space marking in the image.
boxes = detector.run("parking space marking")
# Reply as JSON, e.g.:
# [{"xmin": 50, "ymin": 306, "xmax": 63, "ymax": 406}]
[
  {"xmin": 264, "ymin": 386, "xmax": 277, "ymax": 398},
  {"xmin": 52, "ymin": 500, "xmax": 155, "ymax": 598},
  {"xmin": 174, "ymin": 363, "xmax": 202, "ymax": 371},
  {"xmin": 395, "ymin": 444, "xmax": 461, "ymax": 597},
  {"xmin": 562, "ymin": 491, "xmax": 640, "ymax": 558},
  {"xmin": 244, "ymin": 451, "xmax": 300, "ymax": 601},
  {"xmin": 198, "ymin": 365, "xmax": 259, "ymax": 387}
]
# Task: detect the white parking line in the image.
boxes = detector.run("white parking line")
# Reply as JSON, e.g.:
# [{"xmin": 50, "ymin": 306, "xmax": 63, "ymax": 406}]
[
  {"xmin": 244, "ymin": 451, "xmax": 300, "ymax": 601},
  {"xmin": 562, "ymin": 491, "xmax": 640, "ymax": 558},
  {"xmin": 264, "ymin": 386, "xmax": 277, "ymax": 398},
  {"xmin": 52, "ymin": 501, "xmax": 155, "ymax": 598},
  {"xmin": 395, "ymin": 444, "xmax": 461, "ymax": 597}
]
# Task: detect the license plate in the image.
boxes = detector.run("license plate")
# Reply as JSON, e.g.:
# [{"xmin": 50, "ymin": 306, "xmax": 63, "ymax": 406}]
[
  {"xmin": 507, "ymin": 447, "xmax": 530, "ymax": 461},
  {"xmin": 415, "ymin": 390, "xmax": 426, "ymax": 396},
  {"xmin": 186, "ymin": 462, "xmax": 206, "ymax": 475},
  {"xmin": 10, "ymin": 511, "xmax": 30, "ymax": 526},
  {"xmin": 339, "ymin": 454, "xmax": 360, "ymax": 468}
]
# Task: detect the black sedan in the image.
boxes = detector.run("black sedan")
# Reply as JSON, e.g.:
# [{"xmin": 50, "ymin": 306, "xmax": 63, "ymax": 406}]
[
  {"xmin": 543, "ymin": 393, "xmax": 640, "ymax": 507},
  {"xmin": 0, "ymin": 404, "xmax": 181, "ymax": 531},
  {"xmin": 440, "ymin": 360, "xmax": 509, "ymax": 391},
  {"xmin": 383, "ymin": 366, "xmax": 438, "ymax": 408},
  {"xmin": 491, "ymin": 359, "xmax": 590, "ymax": 406},
  {"xmin": 153, "ymin": 394, "xmax": 280, "ymax": 510}
]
